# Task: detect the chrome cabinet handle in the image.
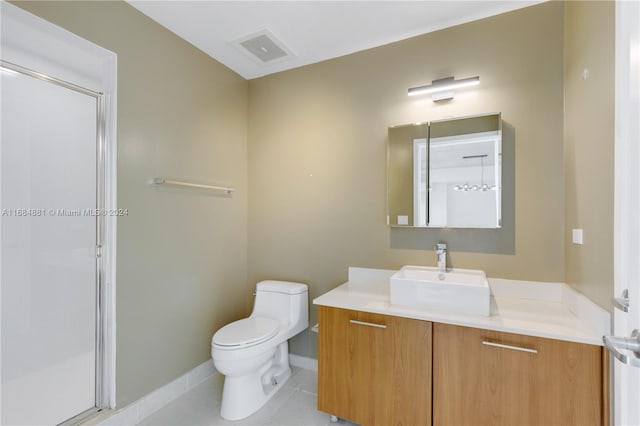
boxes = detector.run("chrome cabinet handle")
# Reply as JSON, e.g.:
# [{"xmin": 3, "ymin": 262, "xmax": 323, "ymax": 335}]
[
  {"xmin": 349, "ymin": 319, "xmax": 387, "ymax": 329},
  {"xmin": 613, "ymin": 289, "xmax": 630, "ymax": 312},
  {"xmin": 603, "ymin": 330, "xmax": 640, "ymax": 368},
  {"xmin": 482, "ymin": 341, "xmax": 538, "ymax": 354}
]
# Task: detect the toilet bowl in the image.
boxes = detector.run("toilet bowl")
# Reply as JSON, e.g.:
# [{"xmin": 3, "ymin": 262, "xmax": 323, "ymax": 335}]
[{"xmin": 211, "ymin": 280, "xmax": 308, "ymax": 421}]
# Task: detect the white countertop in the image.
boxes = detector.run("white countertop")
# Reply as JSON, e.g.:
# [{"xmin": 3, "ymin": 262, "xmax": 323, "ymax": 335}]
[{"xmin": 313, "ymin": 267, "xmax": 610, "ymax": 346}]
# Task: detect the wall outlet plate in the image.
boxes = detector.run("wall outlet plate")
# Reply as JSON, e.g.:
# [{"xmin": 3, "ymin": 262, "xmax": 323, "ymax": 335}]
[{"xmin": 572, "ymin": 229, "xmax": 584, "ymax": 245}]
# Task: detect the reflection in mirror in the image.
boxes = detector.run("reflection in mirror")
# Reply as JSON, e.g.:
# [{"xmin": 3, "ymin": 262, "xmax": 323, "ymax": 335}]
[
  {"xmin": 429, "ymin": 113, "xmax": 501, "ymax": 228},
  {"xmin": 387, "ymin": 113, "xmax": 501, "ymax": 228},
  {"xmin": 387, "ymin": 123, "xmax": 428, "ymax": 227}
]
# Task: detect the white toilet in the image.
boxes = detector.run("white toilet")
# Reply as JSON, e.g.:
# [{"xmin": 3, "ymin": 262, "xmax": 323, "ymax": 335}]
[{"xmin": 211, "ymin": 280, "xmax": 308, "ymax": 421}]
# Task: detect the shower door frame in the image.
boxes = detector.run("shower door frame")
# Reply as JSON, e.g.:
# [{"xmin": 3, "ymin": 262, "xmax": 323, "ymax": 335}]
[
  {"xmin": 0, "ymin": 1, "xmax": 118, "ymax": 419},
  {"xmin": 1, "ymin": 58, "xmax": 107, "ymax": 422}
]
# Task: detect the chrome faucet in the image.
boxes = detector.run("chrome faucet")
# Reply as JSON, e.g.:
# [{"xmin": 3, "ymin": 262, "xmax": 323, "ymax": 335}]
[{"xmin": 436, "ymin": 243, "xmax": 447, "ymax": 273}]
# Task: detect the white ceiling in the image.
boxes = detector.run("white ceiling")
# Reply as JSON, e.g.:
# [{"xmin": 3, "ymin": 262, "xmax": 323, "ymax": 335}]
[{"xmin": 127, "ymin": 1, "xmax": 544, "ymax": 80}]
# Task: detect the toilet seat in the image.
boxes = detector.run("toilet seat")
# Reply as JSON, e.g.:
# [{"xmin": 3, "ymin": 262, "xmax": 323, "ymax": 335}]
[{"xmin": 213, "ymin": 316, "xmax": 280, "ymax": 348}]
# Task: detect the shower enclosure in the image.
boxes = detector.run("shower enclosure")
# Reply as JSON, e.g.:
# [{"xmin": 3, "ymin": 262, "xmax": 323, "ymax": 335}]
[{"xmin": 1, "ymin": 3, "xmax": 117, "ymax": 424}]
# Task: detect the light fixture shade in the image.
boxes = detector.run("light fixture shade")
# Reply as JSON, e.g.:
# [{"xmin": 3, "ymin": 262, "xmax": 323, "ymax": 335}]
[{"xmin": 408, "ymin": 76, "xmax": 480, "ymax": 97}]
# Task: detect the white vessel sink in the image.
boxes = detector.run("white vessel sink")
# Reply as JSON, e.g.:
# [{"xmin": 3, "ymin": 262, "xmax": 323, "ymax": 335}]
[{"xmin": 390, "ymin": 265, "xmax": 490, "ymax": 316}]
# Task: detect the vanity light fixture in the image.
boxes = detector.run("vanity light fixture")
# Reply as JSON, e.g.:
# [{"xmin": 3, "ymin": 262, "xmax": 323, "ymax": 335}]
[{"xmin": 408, "ymin": 76, "xmax": 480, "ymax": 101}]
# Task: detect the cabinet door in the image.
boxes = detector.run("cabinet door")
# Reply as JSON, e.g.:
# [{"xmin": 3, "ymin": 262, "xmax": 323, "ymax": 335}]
[
  {"xmin": 318, "ymin": 306, "xmax": 432, "ymax": 426},
  {"xmin": 433, "ymin": 323, "xmax": 604, "ymax": 426}
]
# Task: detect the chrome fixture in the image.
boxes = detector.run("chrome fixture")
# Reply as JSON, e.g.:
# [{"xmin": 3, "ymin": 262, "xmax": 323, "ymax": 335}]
[
  {"xmin": 408, "ymin": 75, "xmax": 479, "ymax": 101},
  {"xmin": 148, "ymin": 177, "xmax": 235, "ymax": 194},
  {"xmin": 349, "ymin": 319, "xmax": 387, "ymax": 329},
  {"xmin": 435, "ymin": 243, "xmax": 447, "ymax": 273},
  {"xmin": 1, "ymin": 59, "xmax": 103, "ymax": 97},
  {"xmin": 482, "ymin": 341, "xmax": 538, "ymax": 354},
  {"xmin": 614, "ymin": 289, "xmax": 630, "ymax": 312},
  {"xmin": 603, "ymin": 329, "xmax": 640, "ymax": 368}
]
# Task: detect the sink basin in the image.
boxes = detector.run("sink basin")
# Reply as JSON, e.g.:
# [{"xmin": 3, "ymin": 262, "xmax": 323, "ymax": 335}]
[{"xmin": 390, "ymin": 265, "xmax": 490, "ymax": 316}]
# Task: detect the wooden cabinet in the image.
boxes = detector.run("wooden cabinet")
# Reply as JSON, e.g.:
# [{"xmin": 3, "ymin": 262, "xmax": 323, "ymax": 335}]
[
  {"xmin": 433, "ymin": 323, "xmax": 607, "ymax": 426},
  {"xmin": 317, "ymin": 306, "xmax": 608, "ymax": 426},
  {"xmin": 318, "ymin": 306, "xmax": 432, "ymax": 426}
]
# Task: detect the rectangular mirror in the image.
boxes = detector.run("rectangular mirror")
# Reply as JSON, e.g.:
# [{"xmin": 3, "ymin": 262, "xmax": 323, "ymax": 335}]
[{"xmin": 387, "ymin": 113, "xmax": 501, "ymax": 228}]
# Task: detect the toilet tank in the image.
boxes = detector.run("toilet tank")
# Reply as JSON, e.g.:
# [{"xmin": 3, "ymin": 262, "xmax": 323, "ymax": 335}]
[{"xmin": 252, "ymin": 281, "xmax": 308, "ymax": 338}]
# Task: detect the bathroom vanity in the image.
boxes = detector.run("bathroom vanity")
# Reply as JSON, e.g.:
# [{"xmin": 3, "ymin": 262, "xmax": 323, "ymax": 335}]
[{"xmin": 314, "ymin": 268, "xmax": 610, "ymax": 426}]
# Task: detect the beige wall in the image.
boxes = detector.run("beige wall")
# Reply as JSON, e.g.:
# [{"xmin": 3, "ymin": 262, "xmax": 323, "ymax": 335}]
[
  {"xmin": 12, "ymin": 1, "xmax": 250, "ymax": 407},
  {"xmin": 564, "ymin": 1, "xmax": 615, "ymax": 310},
  {"xmin": 248, "ymin": 2, "xmax": 565, "ymax": 358},
  {"xmin": 12, "ymin": 0, "xmax": 615, "ymax": 404}
]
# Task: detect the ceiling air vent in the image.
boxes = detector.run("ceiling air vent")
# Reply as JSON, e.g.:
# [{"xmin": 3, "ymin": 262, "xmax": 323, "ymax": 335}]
[{"xmin": 233, "ymin": 29, "xmax": 294, "ymax": 65}]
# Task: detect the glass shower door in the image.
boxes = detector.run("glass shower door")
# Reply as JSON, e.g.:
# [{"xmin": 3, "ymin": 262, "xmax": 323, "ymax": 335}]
[{"xmin": 1, "ymin": 67, "xmax": 99, "ymax": 425}]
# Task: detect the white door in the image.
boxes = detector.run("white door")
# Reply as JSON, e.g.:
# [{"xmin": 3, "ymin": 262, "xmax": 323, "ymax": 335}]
[
  {"xmin": 607, "ymin": 1, "xmax": 640, "ymax": 425},
  {"xmin": 0, "ymin": 65, "xmax": 99, "ymax": 424}
]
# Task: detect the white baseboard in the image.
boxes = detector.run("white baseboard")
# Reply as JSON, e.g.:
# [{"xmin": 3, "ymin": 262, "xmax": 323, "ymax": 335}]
[
  {"xmin": 98, "ymin": 353, "xmax": 318, "ymax": 425},
  {"xmin": 289, "ymin": 354, "xmax": 318, "ymax": 372},
  {"xmin": 98, "ymin": 360, "xmax": 216, "ymax": 426}
]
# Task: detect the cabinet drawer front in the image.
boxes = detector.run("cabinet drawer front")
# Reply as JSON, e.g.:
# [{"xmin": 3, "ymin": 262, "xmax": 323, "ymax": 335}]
[
  {"xmin": 318, "ymin": 307, "xmax": 432, "ymax": 426},
  {"xmin": 433, "ymin": 323, "xmax": 603, "ymax": 426}
]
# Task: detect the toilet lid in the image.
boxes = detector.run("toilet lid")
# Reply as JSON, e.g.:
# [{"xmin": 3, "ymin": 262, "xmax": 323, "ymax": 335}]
[{"xmin": 213, "ymin": 316, "xmax": 280, "ymax": 347}]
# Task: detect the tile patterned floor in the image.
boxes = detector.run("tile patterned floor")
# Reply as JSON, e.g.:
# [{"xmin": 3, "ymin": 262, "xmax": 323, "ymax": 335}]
[{"xmin": 138, "ymin": 367, "xmax": 356, "ymax": 426}]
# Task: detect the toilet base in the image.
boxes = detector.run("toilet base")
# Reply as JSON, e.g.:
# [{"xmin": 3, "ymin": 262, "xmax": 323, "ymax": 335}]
[{"xmin": 219, "ymin": 342, "xmax": 291, "ymax": 421}]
